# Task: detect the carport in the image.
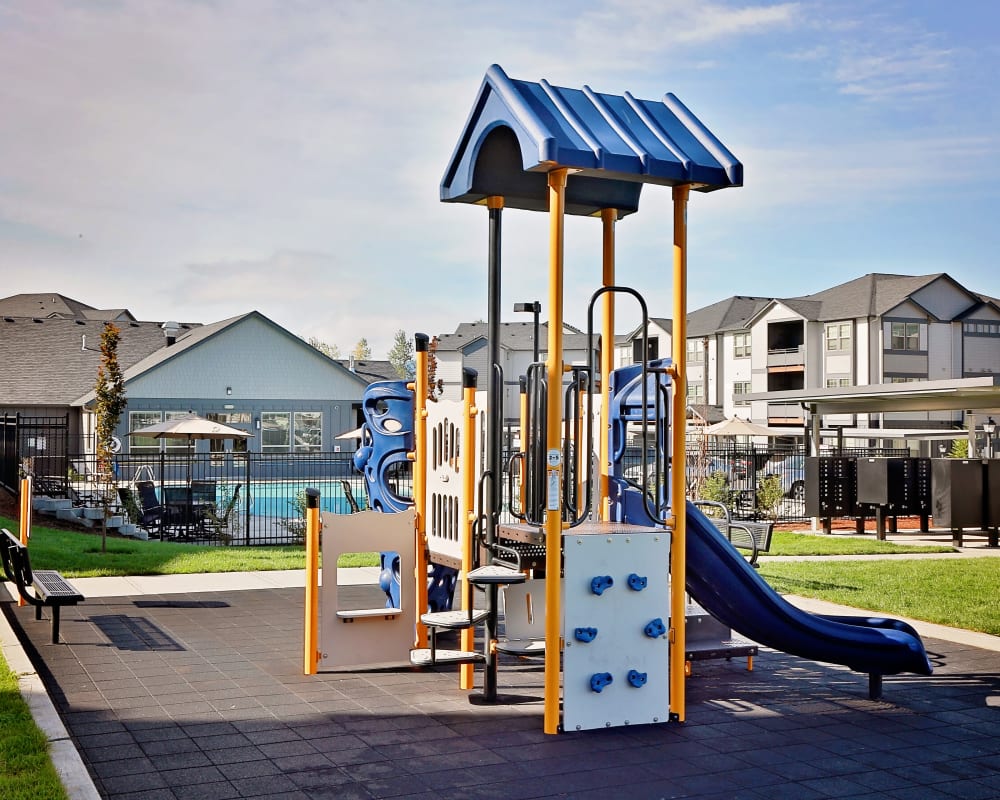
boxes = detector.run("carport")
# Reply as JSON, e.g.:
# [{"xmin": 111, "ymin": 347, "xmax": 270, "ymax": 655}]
[{"xmin": 749, "ymin": 375, "xmax": 1000, "ymax": 457}]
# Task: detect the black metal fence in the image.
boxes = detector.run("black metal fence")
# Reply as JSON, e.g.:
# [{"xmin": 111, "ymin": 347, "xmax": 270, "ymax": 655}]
[
  {"xmin": 60, "ymin": 451, "xmax": 412, "ymax": 545},
  {"xmin": 0, "ymin": 414, "xmax": 69, "ymax": 496},
  {"xmin": 25, "ymin": 442, "xmax": 915, "ymax": 544},
  {"xmin": 623, "ymin": 443, "xmax": 911, "ymax": 522}
]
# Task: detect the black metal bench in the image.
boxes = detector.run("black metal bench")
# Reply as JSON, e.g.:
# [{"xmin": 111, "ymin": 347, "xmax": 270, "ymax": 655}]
[
  {"xmin": 1, "ymin": 528, "xmax": 85, "ymax": 643},
  {"xmin": 693, "ymin": 501, "xmax": 774, "ymax": 567}
]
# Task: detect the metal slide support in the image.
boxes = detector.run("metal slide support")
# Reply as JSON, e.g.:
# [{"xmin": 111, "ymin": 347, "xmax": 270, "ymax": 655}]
[
  {"xmin": 544, "ymin": 168, "xmax": 568, "ymax": 735},
  {"xmin": 669, "ymin": 184, "xmax": 690, "ymax": 722},
  {"xmin": 303, "ymin": 488, "xmax": 320, "ymax": 675},
  {"xmin": 460, "ymin": 368, "xmax": 478, "ymax": 690},
  {"xmin": 599, "ymin": 209, "xmax": 616, "ymax": 521},
  {"xmin": 412, "ymin": 333, "xmax": 430, "ymax": 647}
]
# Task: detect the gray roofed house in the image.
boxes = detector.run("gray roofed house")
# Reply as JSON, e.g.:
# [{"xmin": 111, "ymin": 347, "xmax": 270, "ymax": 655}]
[
  {"xmin": 434, "ymin": 320, "xmax": 596, "ymax": 422},
  {"xmin": 0, "ymin": 292, "xmax": 137, "ymax": 322},
  {"xmin": 0, "ymin": 295, "xmax": 382, "ymax": 459}
]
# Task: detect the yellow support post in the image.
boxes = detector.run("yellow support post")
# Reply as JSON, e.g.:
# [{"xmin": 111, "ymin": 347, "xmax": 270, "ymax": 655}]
[
  {"xmin": 303, "ymin": 488, "xmax": 321, "ymax": 675},
  {"xmin": 544, "ymin": 168, "xmax": 568, "ymax": 735},
  {"xmin": 460, "ymin": 369, "xmax": 478, "ymax": 690},
  {"xmin": 669, "ymin": 184, "xmax": 691, "ymax": 721},
  {"xmin": 18, "ymin": 477, "xmax": 30, "ymax": 607},
  {"xmin": 411, "ymin": 334, "xmax": 431, "ymax": 647},
  {"xmin": 599, "ymin": 208, "xmax": 616, "ymax": 520}
]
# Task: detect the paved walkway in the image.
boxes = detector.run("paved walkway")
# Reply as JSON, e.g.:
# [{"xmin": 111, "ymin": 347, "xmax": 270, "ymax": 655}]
[{"xmin": 2, "ymin": 556, "xmax": 1000, "ymax": 800}]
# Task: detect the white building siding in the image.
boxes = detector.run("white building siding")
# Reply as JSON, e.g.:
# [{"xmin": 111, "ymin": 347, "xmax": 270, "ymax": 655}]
[
  {"xmin": 965, "ymin": 337, "xmax": 1000, "ymax": 374},
  {"xmin": 911, "ymin": 278, "xmax": 976, "ymax": 320},
  {"xmin": 927, "ymin": 323, "xmax": 955, "ymax": 380}
]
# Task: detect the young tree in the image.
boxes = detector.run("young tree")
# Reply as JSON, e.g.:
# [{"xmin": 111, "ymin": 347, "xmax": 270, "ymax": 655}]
[
  {"xmin": 387, "ymin": 329, "xmax": 414, "ymax": 379},
  {"xmin": 94, "ymin": 322, "xmax": 127, "ymax": 552},
  {"xmin": 352, "ymin": 338, "xmax": 372, "ymax": 359}
]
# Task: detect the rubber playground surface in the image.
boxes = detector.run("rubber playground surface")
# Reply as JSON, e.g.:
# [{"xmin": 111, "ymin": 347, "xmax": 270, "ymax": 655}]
[{"xmin": 3, "ymin": 569, "xmax": 1000, "ymax": 800}]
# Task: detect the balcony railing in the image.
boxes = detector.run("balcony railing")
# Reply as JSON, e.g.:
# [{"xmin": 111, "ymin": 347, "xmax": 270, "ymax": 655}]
[
  {"xmin": 766, "ymin": 402, "xmax": 805, "ymax": 424},
  {"xmin": 767, "ymin": 345, "xmax": 805, "ymax": 368}
]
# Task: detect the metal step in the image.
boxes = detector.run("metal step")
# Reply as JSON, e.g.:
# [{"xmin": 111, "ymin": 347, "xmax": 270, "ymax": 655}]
[
  {"xmin": 409, "ymin": 648, "xmax": 485, "ymax": 667},
  {"xmin": 420, "ymin": 609, "xmax": 488, "ymax": 629},
  {"xmin": 495, "ymin": 638, "xmax": 545, "ymax": 656},
  {"xmin": 467, "ymin": 564, "xmax": 526, "ymax": 585}
]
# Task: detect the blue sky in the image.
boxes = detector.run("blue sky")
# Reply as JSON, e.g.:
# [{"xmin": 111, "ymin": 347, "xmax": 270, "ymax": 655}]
[{"xmin": 2, "ymin": 1, "xmax": 998, "ymax": 357}]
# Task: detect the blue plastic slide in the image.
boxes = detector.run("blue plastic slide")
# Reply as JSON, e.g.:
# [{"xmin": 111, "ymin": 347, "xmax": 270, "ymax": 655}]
[{"xmin": 685, "ymin": 501, "xmax": 933, "ymax": 677}]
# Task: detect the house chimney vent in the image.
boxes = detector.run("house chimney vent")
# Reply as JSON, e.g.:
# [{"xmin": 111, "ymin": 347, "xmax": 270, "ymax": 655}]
[
  {"xmin": 161, "ymin": 320, "xmax": 181, "ymax": 346},
  {"xmin": 349, "ymin": 354, "xmax": 356, "ymax": 372}
]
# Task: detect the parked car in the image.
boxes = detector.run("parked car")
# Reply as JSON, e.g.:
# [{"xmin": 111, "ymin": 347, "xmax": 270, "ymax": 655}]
[{"xmin": 758, "ymin": 455, "xmax": 805, "ymax": 501}]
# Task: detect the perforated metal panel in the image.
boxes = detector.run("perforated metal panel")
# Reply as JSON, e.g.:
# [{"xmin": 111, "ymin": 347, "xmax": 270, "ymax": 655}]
[
  {"xmin": 425, "ymin": 398, "xmax": 484, "ymax": 566},
  {"xmin": 562, "ymin": 531, "xmax": 670, "ymax": 732}
]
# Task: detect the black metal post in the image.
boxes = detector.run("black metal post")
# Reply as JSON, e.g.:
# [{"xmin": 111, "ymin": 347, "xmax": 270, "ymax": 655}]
[{"xmin": 483, "ymin": 200, "xmax": 503, "ymax": 702}]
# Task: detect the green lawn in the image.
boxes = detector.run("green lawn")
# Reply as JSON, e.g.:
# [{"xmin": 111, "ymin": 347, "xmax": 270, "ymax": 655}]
[
  {"xmin": 0, "ymin": 651, "xmax": 68, "ymax": 800},
  {"xmin": 759, "ymin": 557, "xmax": 1000, "ymax": 636},
  {"xmin": 0, "ymin": 517, "xmax": 383, "ymax": 576},
  {"xmin": 766, "ymin": 529, "xmax": 954, "ymax": 556}
]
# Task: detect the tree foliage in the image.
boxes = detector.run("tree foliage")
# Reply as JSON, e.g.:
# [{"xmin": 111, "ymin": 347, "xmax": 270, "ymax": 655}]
[
  {"xmin": 94, "ymin": 322, "xmax": 126, "ymax": 552},
  {"xmin": 426, "ymin": 336, "xmax": 444, "ymax": 401},
  {"xmin": 352, "ymin": 338, "xmax": 372, "ymax": 359},
  {"xmin": 387, "ymin": 329, "xmax": 414, "ymax": 379},
  {"xmin": 95, "ymin": 323, "xmax": 126, "ymax": 478},
  {"xmin": 306, "ymin": 336, "xmax": 341, "ymax": 359}
]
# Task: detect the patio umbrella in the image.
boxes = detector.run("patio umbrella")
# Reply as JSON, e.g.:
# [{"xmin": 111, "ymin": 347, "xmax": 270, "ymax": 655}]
[
  {"xmin": 703, "ymin": 417, "xmax": 776, "ymax": 438},
  {"xmin": 129, "ymin": 414, "xmax": 253, "ymax": 532},
  {"xmin": 129, "ymin": 413, "xmax": 253, "ymax": 442}
]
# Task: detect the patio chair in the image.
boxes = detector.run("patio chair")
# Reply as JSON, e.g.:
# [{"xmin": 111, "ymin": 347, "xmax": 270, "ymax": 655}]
[
  {"xmin": 200, "ymin": 485, "xmax": 242, "ymax": 544},
  {"xmin": 132, "ymin": 481, "xmax": 165, "ymax": 536}
]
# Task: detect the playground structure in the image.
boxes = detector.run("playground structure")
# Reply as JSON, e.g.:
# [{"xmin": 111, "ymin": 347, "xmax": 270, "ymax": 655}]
[{"xmin": 305, "ymin": 65, "xmax": 932, "ymax": 734}]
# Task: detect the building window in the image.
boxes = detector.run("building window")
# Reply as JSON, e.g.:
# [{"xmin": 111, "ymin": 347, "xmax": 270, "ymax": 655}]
[
  {"xmin": 686, "ymin": 339, "xmax": 704, "ymax": 364},
  {"xmin": 163, "ymin": 411, "xmax": 193, "ymax": 451},
  {"xmin": 964, "ymin": 321, "xmax": 1000, "ymax": 336},
  {"xmin": 890, "ymin": 322, "xmax": 922, "ymax": 351},
  {"xmin": 686, "ymin": 383, "xmax": 704, "ymax": 403},
  {"xmin": 261, "ymin": 412, "xmax": 290, "ymax": 452},
  {"xmin": 633, "ymin": 336, "xmax": 659, "ymax": 363},
  {"xmin": 128, "ymin": 411, "xmax": 161, "ymax": 453},
  {"xmin": 825, "ymin": 378, "xmax": 851, "ymax": 388},
  {"xmin": 825, "ymin": 322, "xmax": 851, "ymax": 351},
  {"xmin": 733, "ymin": 332, "xmax": 751, "ymax": 358},
  {"xmin": 293, "ymin": 412, "xmax": 323, "ymax": 452},
  {"xmin": 888, "ymin": 376, "xmax": 922, "ymax": 383},
  {"xmin": 733, "ymin": 381, "xmax": 751, "ymax": 406},
  {"xmin": 206, "ymin": 411, "xmax": 251, "ymax": 425}
]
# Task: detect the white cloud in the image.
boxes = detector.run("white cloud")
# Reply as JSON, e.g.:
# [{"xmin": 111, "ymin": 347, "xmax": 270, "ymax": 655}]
[{"xmin": 1, "ymin": 0, "xmax": 999, "ymax": 358}]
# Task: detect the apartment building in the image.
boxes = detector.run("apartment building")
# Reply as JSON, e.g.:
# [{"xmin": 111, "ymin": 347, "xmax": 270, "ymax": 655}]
[{"xmin": 622, "ymin": 273, "xmax": 1000, "ymax": 434}]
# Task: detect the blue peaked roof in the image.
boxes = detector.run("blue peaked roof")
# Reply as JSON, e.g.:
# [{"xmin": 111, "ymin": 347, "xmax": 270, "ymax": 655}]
[{"xmin": 441, "ymin": 64, "xmax": 742, "ymax": 217}]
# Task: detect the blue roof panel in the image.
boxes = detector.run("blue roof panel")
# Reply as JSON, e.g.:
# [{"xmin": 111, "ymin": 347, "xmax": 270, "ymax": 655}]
[{"xmin": 441, "ymin": 65, "xmax": 742, "ymax": 217}]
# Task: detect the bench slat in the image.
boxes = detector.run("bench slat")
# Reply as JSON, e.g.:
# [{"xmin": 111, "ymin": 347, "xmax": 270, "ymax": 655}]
[{"xmin": 33, "ymin": 571, "xmax": 85, "ymax": 603}]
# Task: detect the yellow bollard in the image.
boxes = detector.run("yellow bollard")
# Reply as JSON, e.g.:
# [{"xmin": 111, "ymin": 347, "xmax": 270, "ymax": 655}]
[
  {"xmin": 18, "ymin": 477, "xmax": 31, "ymax": 607},
  {"xmin": 303, "ymin": 488, "xmax": 321, "ymax": 675}
]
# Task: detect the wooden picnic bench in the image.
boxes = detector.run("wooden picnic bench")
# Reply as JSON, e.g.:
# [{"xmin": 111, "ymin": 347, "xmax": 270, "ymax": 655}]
[
  {"xmin": 1, "ymin": 528, "xmax": 85, "ymax": 643},
  {"xmin": 693, "ymin": 500, "xmax": 774, "ymax": 567}
]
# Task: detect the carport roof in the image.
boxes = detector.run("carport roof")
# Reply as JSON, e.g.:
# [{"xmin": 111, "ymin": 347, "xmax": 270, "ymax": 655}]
[
  {"xmin": 747, "ymin": 376, "xmax": 1000, "ymax": 415},
  {"xmin": 440, "ymin": 64, "xmax": 742, "ymax": 217}
]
